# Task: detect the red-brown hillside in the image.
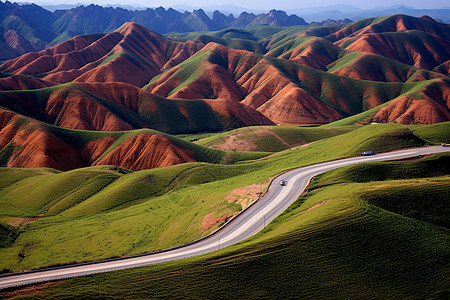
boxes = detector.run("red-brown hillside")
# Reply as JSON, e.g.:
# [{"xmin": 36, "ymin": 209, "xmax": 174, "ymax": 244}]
[
  {"xmin": 0, "ymin": 15, "xmax": 448, "ymax": 127},
  {"xmin": 0, "ymin": 73, "xmax": 56, "ymax": 90},
  {"xmin": 0, "ymin": 82, "xmax": 273, "ymax": 133},
  {"xmin": 95, "ymin": 133, "xmax": 196, "ymax": 171},
  {"xmin": 336, "ymin": 31, "xmax": 450, "ymax": 70},
  {"xmin": 0, "ymin": 109, "xmax": 200, "ymax": 171},
  {"xmin": 373, "ymin": 79, "xmax": 450, "ymax": 124},
  {"xmin": 3, "ymin": 29, "xmax": 37, "ymax": 54},
  {"xmin": 0, "ymin": 109, "xmax": 84, "ymax": 170},
  {"xmin": 434, "ymin": 60, "xmax": 450, "ymax": 76},
  {"xmin": 267, "ymin": 37, "xmax": 343, "ymax": 71},
  {"xmin": 330, "ymin": 14, "xmax": 450, "ymax": 42},
  {"xmin": 328, "ymin": 53, "xmax": 446, "ymax": 82},
  {"xmin": 146, "ymin": 43, "xmax": 346, "ymax": 124},
  {"xmin": 146, "ymin": 42, "xmax": 450, "ymax": 125},
  {"xmin": 0, "ymin": 23, "xmax": 205, "ymax": 87}
]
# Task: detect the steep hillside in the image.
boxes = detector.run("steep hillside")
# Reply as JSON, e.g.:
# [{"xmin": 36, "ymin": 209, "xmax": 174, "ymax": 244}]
[
  {"xmin": 0, "ymin": 1, "xmax": 55, "ymax": 59},
  {"xmin": 0, "ymin": 22, "xmax": 204, "ymax": 87},
  {"xmin": 0, "ymin": 2, "xmax": 310, "ymax": 60},
  {"xmin": 329, "ymin": 14, "xmax": 450, "ymax": 42},
  {"xmin": 1, "ymin": 14, "xmax": 449, "ymax": 126},
  {"xmin": 0, "ymin": 73, "xmax": 55, "ymax": 90},
  {"xmin": 145, "ymin": 43, "xmax": 450, "ymax": 125},
  {"xmin": 336, "ymin": 30, "xmax": 450, "ymax": 70},
  {"xmin": 258, "ymin": 15, "xmax": 450, "ymax": 77},
  {"xmin": 0, "ymin": 82, "xmax": 273, "ymax": 133},
  {"xmin": 327, "ymin": 52, "xmax": 446, "ymax": 82},
  {"xmin": 0, "ymin": 108, "xmax": 267, "ymax": 171}
]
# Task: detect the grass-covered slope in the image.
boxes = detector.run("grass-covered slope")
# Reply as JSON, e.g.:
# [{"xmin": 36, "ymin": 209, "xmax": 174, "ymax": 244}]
[
  {"xmin": 0, "ymin": 82, "xmax": 273, "ymax": 134},
  {"xmin": 145, "ymin": 42, "xmax": 450, "ymax": 125},
  {"xmin": 327, "ymin": 51, "xmax": 446, "ymax": 82},
  {"xmin": 194, "ymin": 125, "xmax": 356, "ymax": 152},
  {"xmin": 0, "ymin": 108, "xmax": 268, "ymax": 171},
  {"xmin": 3, "ymin": 153, "xmax": 449, "ymax": 299},
  {"xmin": 0, "ymin": 122, "xmax": 448, "ymax": 273},
  {"xmin": 2, "ymin": 15, "xmax": 449, "ymax": 127}
]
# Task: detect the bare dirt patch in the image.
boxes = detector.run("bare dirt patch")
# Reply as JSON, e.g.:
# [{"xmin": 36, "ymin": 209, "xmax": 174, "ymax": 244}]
[
  {"xmin": 206, "ymin": 127, "xmax": 314, "ymax": 152},
  {"xmin": 207, "ymin": 127, "xmax": 292, "ymax": 152},
  {"xmin": 0, "ymin": 281, "xmax": 61, "ymax": 298},
  {"xmin": 254, "ymin": 127, "xmax": 292, "ymax": 148},
  {"xmin": 301, "ymin": 200, "xmax": 328, "ymax": 213},
  {"xmin": 202, "ymin": 212, "xmax": 235, "ymax": 232},
  {"xmin": 2, "ymin": 215, "xmax": 45, "ymax": 227},
  {"xmin": 207, "ymin": 131, "xmax": 258, "ymax": 152},
  {"xmin": 226, "ymin": 180, "xmax": 271, "ymax": 210}
]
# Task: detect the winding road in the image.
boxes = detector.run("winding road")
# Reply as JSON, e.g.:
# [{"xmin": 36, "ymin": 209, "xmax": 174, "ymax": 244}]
[{"xmin": 1, "ymin": 146, "xmax": 449, "ymax": 290}]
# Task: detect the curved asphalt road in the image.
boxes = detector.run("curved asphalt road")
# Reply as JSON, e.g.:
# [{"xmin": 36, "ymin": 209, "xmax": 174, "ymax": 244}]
[{"xmin": 1, "ymin": 146, "xmax": 449, "ymax": 290}]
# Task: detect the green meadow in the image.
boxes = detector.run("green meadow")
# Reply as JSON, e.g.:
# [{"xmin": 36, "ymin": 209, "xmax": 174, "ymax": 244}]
[
  {"xmin": 0, "ymin": 122, "xmax": 448, "ymax": 273},
  {"xmin": 3, "ymin": 151, "xmax": 449, "ymax": 299}
]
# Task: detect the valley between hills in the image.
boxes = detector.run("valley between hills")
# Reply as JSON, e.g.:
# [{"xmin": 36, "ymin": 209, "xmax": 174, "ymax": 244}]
[{"xmin": 0, "ymin": 8, "xmax": 449, "ymax": 298}]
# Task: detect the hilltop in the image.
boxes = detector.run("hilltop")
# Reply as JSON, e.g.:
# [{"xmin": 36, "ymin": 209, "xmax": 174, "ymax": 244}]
[
  {"xmin": 0, "ymin": 2, "xmax": 307, "ymax": 60},
  {"xmin": 1, "ymin": 15, "xmax": 449, "ymax": 129}
]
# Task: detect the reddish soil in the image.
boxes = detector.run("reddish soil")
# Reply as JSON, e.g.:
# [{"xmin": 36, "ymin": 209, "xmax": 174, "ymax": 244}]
[
  {"xmin": 149, "ymin": 43, "xmax": 346, "ymax": 124},
  {"xmin": 301, "ymin": 200, "xmax": 328, "ymax": 213},
  {"xmin": 0, "ymin": 22, "xmax": 204, "ymax": 87},
  {"xmin": 202, "ymin": 212, "xmax": 235, "ymax": 232},
  {"xmin": 79, "ymin": 136, "xmax": 116, "ymax": 164},
  {"xmin": 330, "ymin": 53, "xmax": 446, "ymax": 82},
  {"xmin": 0, "ymin": 74, "xmax": 56, "ymax": 91},
  {"xmin": 336, "ymin": 32, "xmax": 450, "ymax": 70},
  {"xmin": 4, "ymin": 215, "xmax": 45, "ymax": 227},
  {"xmin": 330, "ymin": 14, "xmax": 450, "ymax": 42},
  {"xmin": 0, "ymin": 16, "xmax": 448, "ymax": 131},
  {"xmin": 226, "ymin": 182, "xmax": 267, "ymax": 209},
  {"xmin": 95, "ymin": 133, "xmax": 196, "ymax": 170},
  {"xmin": 207, "ymin": 127, "xmax": 294, "ymax": 152},
  {"xmin": 0, "ymin": 110, "xmax": 199, "ymax": 171},
  {"xmin": 274, "ymin": 37, "xmax": 341, "ymax": 71},
  {"xmin": 204, "ymin": 99, "xmax": 274, "ymax": 126},
  {"xmin": 373, "ymin": 80, "xmax": 450, "ymax": 124},
  {"xmin": 3, "ymin": 29, "xmax": 37, "ymax": 53},
  {"xmin": 0, "ymin": 110, "xmax": 84, "ymax": 171}
]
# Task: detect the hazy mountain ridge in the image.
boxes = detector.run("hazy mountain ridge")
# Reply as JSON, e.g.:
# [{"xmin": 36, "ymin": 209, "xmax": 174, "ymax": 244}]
[{"xmin": 0, "ymin": 1, "xmax": 309, "ymax": 60}]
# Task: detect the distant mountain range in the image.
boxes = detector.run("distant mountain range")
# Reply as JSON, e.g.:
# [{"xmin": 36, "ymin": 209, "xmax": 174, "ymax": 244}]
[
  {"xmin": 0, "ymin": 1, "xmax": 310, "ymax": 60},
  {"xmin": 290, "ymin": 5, "xmax": 450, "ymax": 23},
  {"xmin": 2, "ymin": 2, "xmax": 449, "ymax": 61}
]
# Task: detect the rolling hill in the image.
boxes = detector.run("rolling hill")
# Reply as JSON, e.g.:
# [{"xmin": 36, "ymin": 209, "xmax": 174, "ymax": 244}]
[
  {"xmin": 1, "ymin": 15, "xmax": 448, "ymax": 127},
  {"xmin": 1, "ymin": 148, "xmax": 449, "ymax": 298},
  {"xmin": 0, "ymin": 106, "xmax": 269, "ymax": 171},
  {"xmin": 0, "ymin": 81, "xmax": 273, "ymax": 133},
  {"xmin": 0, "ymin": 9, "xmax": 448, "ymax": 298},
  {"xmin": 0, "ymin": 121, "xmax": 447, "ymax": 273},
  {"xmin": 145, "ymin": 42, "xmax": 450, "ymax": 125}
]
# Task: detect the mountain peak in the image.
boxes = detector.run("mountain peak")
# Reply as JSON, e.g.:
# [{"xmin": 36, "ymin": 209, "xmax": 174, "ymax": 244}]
[{"xmin": 115, "ymin": 22, "xmax": 155, "ymax": 36}]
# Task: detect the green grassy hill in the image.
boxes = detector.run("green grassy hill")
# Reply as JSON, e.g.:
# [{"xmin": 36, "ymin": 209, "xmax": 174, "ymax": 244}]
[
  {"xmin": 144, "ymin": 42, "xmax": 449, "ymax": 125},
  {"xmin": 193, "ymin": 125, "xmax": 356, "ymax": 152},
  {"xmin": 3, "ymin": 152, "xmax": 449, "ymax": 299},
  {"xmin": 0, "ymin": 122, "xmax": 448, "ymax": 273}
]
